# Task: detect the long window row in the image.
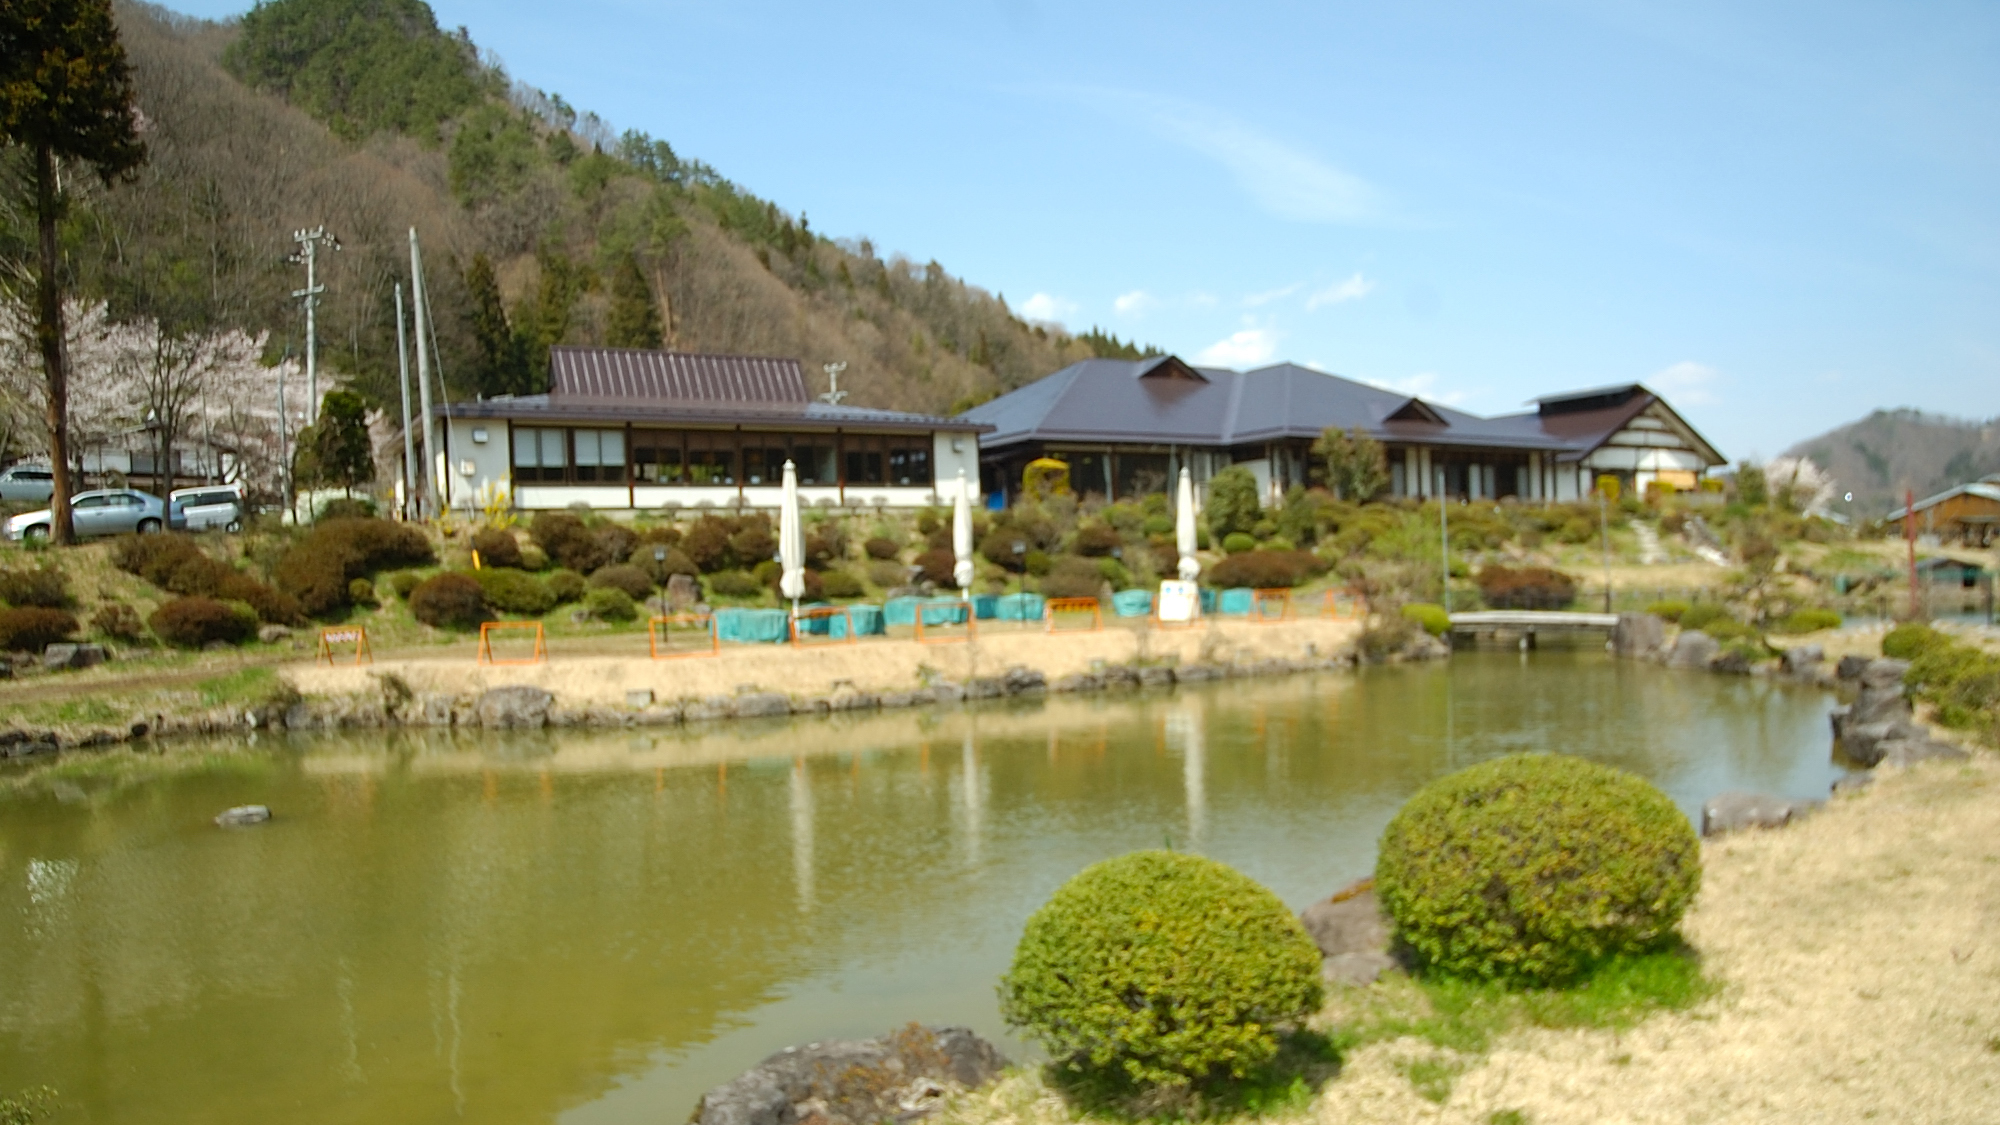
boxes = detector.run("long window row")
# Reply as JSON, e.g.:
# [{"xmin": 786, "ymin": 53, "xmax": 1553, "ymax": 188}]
[{"xmin": 512, "ymin": 428, "xmax": 933, "ymax": 487}]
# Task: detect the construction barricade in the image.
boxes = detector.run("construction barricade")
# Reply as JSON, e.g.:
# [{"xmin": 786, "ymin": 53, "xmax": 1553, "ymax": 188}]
[
  {"xmin": 1045, "ymin": 597, "xmax": 1103, "ymax": 633},
  {"xmin": 1251, "ymin": 588, "xmax": 1293, "ymax": 622},
  {"xmin": 478, "ymin": 621, "xmax": 547, "ymax": 665},
  {"xmin": 316, "ymin": 625, "xmax": 372, "ymax": 665},
  {"xmin": 791, "ymin": 605, "xmax": 857, "ymax": 646},
  {"xmin": 649, "ymin": 614, "xmax": 718, "ymax": 659}
]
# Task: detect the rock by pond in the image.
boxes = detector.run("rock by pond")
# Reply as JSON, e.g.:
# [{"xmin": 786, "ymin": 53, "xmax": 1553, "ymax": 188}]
[
  {"xmin": 1299, "ymin": 878, "xmax": 1398, "ymax": 986},
  {"xmin": 475, "ymin": 686, "xmax": 554, "ymax": 729},
  {"xmin": 693, "ymin": 1024, "xmax": 1006, "ymax": 1125},
  {"xmin": 1667, "ymin": 631, "xmax": 1720, "ymax": 669},
  {"xmin": 213, "ymin": 805, "xmax": 271, "ymax": 827},
  {"xmin": 1701, "ymin": 791, "xmax": 1820, "ymax": 836}
]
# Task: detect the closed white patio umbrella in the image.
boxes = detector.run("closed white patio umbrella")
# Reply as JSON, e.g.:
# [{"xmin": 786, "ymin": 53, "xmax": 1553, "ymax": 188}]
[
  {"xmin": 779, "ymin": 458, "xmax": 806, "ymax": 620},
  {"xmin": 952, "ymin": 469, "xmax": 975, "ymax": 599},
  {"xmin": 1176, "ymin": 467, "xmax": 1201, "ymax": 581}
]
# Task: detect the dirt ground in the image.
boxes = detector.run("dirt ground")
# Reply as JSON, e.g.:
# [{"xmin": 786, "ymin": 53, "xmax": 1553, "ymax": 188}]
[{"xmin": 946, "ymin": 754, "xmax": 2000, "ymax": 1125}]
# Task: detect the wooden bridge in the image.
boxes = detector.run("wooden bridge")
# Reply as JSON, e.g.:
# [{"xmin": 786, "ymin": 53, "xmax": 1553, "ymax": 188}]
[{"xmin": 1447, "ymin": 610, "xmax": 1619, "ymax": 646}]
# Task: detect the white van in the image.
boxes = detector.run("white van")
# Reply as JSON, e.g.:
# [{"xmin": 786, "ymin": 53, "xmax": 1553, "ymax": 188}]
[{"xmin": 170, "ymin": 485, "xmax": 245, "ymax": 532}]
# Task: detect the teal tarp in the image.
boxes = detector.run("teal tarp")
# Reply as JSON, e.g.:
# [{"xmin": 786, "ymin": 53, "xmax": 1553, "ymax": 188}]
[
  {"xmin": 995, "ymin": 593, "xmax": 1046, "ymax": 621},
  {"xmin": 715, "ymin": 607, "xmax": 789, "ymax": 643},
  {"xmin": 1217, "ymin": 587, "xmax": 1255, "ymax": 616},
  {"xmin": 884, "ymin": 597, "xmax": 970, "ymax": 627},
  {"xmin": 848, "ymin": 604, "xmax": 885, "ymax": 635},
  {"xmin": 1201, "ymin": 587, "xmax": 1218, "ymax": 614},
  {"xmin": 971, "ymin": 593, "xmax": 999, "ymax": 620},
  {"xmin": 1112, "ymin": 589, "xmax": 1153, "ymax": 617},
  {"xmin": 920, "ymin": 599, "xmax": 969, "ymax": 626},
  {"xmin": 791, "ymin": 604, "xmax": 886, "ymax": 639},
  {"xmin": 883, "ymin": 596, "xmax": 921, "ymax": 627}
]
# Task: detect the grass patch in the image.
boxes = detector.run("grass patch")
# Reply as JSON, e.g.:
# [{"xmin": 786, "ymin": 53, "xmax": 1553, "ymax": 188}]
[
  {"xmin": 195, "ymin": 666, "xmax": 279, "ymax": 707},
  {"xmin": 52, "ymin": 698, "xmax": 117, "ymax": 724}
]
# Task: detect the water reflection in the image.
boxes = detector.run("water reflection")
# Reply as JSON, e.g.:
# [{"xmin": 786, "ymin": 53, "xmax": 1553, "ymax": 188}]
[{"xmin": 0, "ymin": 653, "xmax": 1842, "ymax": 1125}]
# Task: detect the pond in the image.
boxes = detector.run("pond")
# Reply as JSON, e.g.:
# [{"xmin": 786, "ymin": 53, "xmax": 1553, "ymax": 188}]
[{"xmin": 0, "ymin": 651, "xmax": 1844, "ymax": 1124}]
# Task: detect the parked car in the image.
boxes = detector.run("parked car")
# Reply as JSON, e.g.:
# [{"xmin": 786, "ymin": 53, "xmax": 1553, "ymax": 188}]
[
  {"xmin": 170, "ymin": 485, "xmax": 245, "ymax": 532},
  {"xmin": 4, "ymin": 489, "xmax": 184, "ymax": 541},
  {"xmin": 0, "ymin": 464, "xmax": 55, "ymax": 504}
]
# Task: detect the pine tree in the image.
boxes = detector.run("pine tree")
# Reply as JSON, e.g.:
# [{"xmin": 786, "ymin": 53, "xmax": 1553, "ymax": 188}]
[
  {"xmin": 298, "ymin": 389, "xmax": 375, "ymax": 496},
  {"xmin": 605, "ymin": 252, "xmax": 662, "ymax": 349},
  {"xmin": 0, "ymin": 0, "xmax": 146, "ymax": 543},
  {"xmin": 464, "ymin": 253, "xmax": 532, "ymax": 396}
]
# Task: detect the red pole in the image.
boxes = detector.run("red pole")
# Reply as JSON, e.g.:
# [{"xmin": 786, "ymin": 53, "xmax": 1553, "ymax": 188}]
[{"xmin": 1904, "ymin": 488, "xmax": 1919, "ymax": 621}]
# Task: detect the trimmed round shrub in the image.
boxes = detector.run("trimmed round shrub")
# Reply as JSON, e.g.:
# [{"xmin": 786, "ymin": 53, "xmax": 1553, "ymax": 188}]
[
  {"xmin": 347, "ymin": 577, "xmax": 376, "ymax": 605},
  {"xmin": 1644, "ymin": 600, "xmax": 1690, "ymax": 623},
  {"xmin": 863, "ymin": 536, "xmax": 901, "ymax": 560},
  {"xmin": 388, "ymin": 571, "xmax": 422, "ymax": 600},
  {"xmin": 112, "ymin": 533, "xmax": 302, "ymax": 624},
  {"xmin": 409, "ymin": 573, "xmax": 487, "ymax": 630},
  {"xmin": 1475, "ymin": 565, "xmax": 1577, "ymax": 610},
  {"xmin": 148, "ymin": 597, "xmax": 255, "ymax": 648},
  {"xmin": 1039, "ymin": 556, "xmax": 1104, "ymax": 600},
  {"xmin": 0, "ymin": 564, "xmax": 70, "ymax": 608},
  {"xmin": 1882, "ymin": 622, "xmax": 1945, "ymax": 660},
  {"xmin": 820, "ymin": 569, "xmax": 865, "ymax": 599},
  {"xmin": 547, "ymin": 569, "xmax": 586, "ymax": 604},
  {"xmin": 751, "ymin": 559, "xmax": 783, "ymax": 586},
  {"xmin": 470, "ymin": 527, "xmax": 523, "ymax": 569},
  {"xmin": 472, "ymin": 568, "xmax": 555, "ymax": 615},
  {"xmin": 1702, "ymin": 617, "xmax": 1759, "ymax": 642},
  {"xmin": 1401, "ymin": 602, "xmax": 1450, "ymax": 636},
  {"xmin": 707, "ymin": 569, "xmax": 762, "ymax": 598},
  {"xmin": 588, "ymin": 563, "xmax": 654, "ymax": 600},
  {"xmin": 91, "ymin": 602, "xmax": 146, "ymax": 641},
  {"xmin": 913, "ymin": 548, "xmax": 956, "ymax": 586},
  {"xmin": 1072, "ymin": 523, "xmax": 1121, "ymax": 557},
  {"xmin": 1208, "ymin": 549, "xmax": 1316, "ymax": 589},
  {"xmin": 1000, "ymin": 851, "xmax": 1323, "ymax": 1088},
  {"xmin": 1023, "ymin": 549, "xmax": 1051, "ymax": 577},
  {"xmin": 1376, "ymin": 754, "xmax": 1701, "ymax": 985},
  {"xmin": 583, "ymin": 586, "xmax": 637, "ymax": 622},
  {"xmin": 1778, "ymin": 608, "xmax": 1842, "ymax": 635},
  {"xmin": 866, "ymin": 559, "xmax": 908, "ymax": 587},
  {"xmin": 518, "ymin": 543, "xmax": 549, "ymax": 571},
  {"xmin": 0, "ymin": 606, "xmax": 77, "ymax": 652},
  {"xmin": 1676, "ymin": 603, "xmax": 1727, "ymax": 632},
  {"xmin": 1142, "ymin": 514, "xmax": 1175, "ymax": 537},
  {"xmin": 1221, "ymin": 532, "xmax": 1258, "ymax": 555},
  {"xmin": 275, "ymin": 518, "xmax": 434, "ymax": 617}
]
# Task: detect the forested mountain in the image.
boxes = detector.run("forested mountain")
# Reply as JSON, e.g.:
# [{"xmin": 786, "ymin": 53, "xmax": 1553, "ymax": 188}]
[
  {"xmin": 1784, "ymin": 409, "xmax": 2000, "ymax": 518},
  {"xmin": 6, "ymin": 0, "xmax": 1156, "ymax": 440}
]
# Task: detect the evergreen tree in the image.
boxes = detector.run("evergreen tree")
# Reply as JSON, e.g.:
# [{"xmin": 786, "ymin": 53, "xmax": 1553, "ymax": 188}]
[
  {"xmin": 296, "ymin": 389, "xmax": 375, "ymax": 496},
  {"xmin": 604, "ymin": 252, "xmax": 662, "ymax": 349},
  {"xmin": 464, "ymin": 253, "xmax": 533, "ymax": 395},
  {"xmin": 1311, "ymin": 426, "xmax": 1389, "ymax": 501},
  {"xmin": 519, "ymin": 245, "xmax": 581, "ymax": 384},
  {"xmin": 0, "ymin": 0, "xmax": 147, "ymax": 544}
]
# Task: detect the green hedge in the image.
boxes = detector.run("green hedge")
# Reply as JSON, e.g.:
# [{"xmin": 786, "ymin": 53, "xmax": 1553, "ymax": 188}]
[
  {"xmin": 1775, "ymin": 608, "xmax": 1841, "ymax": 635},
  {"xmin": 471, "ymin": 568, "xmax": 555, "ymax": 616},
  {"xmin": 1376, "ymin": 754, "xmax": 1701, "ymax": 985},
  {"xmin": 1000, "ymin": 851, "xmax": 1323, "ymax": 1088},
  {"xmin": 1897, "ymin": 627, "xmax": 2000, "ymax": 739},
  {"xmin": 1402, "ymin": 602, "xmax": 1450, "ymax": 636}
]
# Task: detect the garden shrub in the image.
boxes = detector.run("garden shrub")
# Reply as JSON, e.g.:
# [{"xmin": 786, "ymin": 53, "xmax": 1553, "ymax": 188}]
[
  {"xmin": 867, "ymin": 559, "xmax": 908, "ymax": 587},
  {"xmin": 470, "ymin": 527, "xmax": 523, "ymax": 569},
  {"xmin": 1208, "ymin": 549, "xmax": 1317, "ymax": 589},
  {"xmin": 864, "ymin": 536, "xmax": 901, "ymax": 560},
  {"xmin": 1376, "ymin": 754, "xmax": 1701, "ymax": 985},
  {"xmin": 1401, "ymin": 602, "xmax": 1450, "ymax": 636},
  {"xmin": 471, "ymin": 568, "xmax": 555, "ymax": 615},
  {"xmin": 1644, "ymin": 600, "xmax": 1690, "ymax": 623},
  {"xmin": 681, "ymin": 516, "xmax": 734, "ymax": 572},
  {"xmin": 727, "ymin": 520, "xmax": 775, "ymax": 564},
  {"xmin": 1073, "ymin": 523, "xmax": 1121, "ymax": 557},
  {"xmin": 1095, "ymin": 557, "xmax": 1129, "ymax": 586},
  {"xmin": 751, "ymin": 559, "xmax": 782, "ymax": 587},
  {"xmin": 589, "ymin": 563, "xmax": 654, "ymax": 600},
  {"xmin": 1358, "ymin": 614, "xmax": 1419, "ymax": 661},
  {"xmin": 316, "ymin": 497, "xmax": 376, "ymax": 520},
  {"xmin": 1900, "ymin": 630, "xmax": 2000, "ymax": 737},
  {"xmin": 1881, "ymin": 622, "xmax": 1946, "ymax": 661},
  {"xmin": 583, "ymin": 586, "xmax": 637, "ymax": 622},
  {"xmin": 347, "ymin": 577, "xmax": 376, "ymax": 606},
  {"xmin": 148, "ymin": 597, "xmax": 256, "ymax": 648},
  {"xmin": 0, "ymin": 607, "xmax": 77, "ymax": 652},
  {"xmin": 275, "ymin": 518, "xmax": 434, "ymax": 617},
  {"xmin": 913, "ymin": 548, "xmax": 956, "ymax": 586},
  {"xmin": 707, "ymin": 570, "xmax": 763, "ymax": 598},
  {"xmin": 388, "ymin": 571, "xmax": 421, "ymax": 599},
  {"xmin": 518, "ymin": 543, "xmax": 549, "ymax": 571},
  {"xmin": 1023, "ymin": 549, "xmax": 1051, "ymax": 576},
  {"xmin": 999, "ymin": 851, "xmax": 1323, "ymax": 1089},
  {"xmin": 113, "ymin": 534, "xmax": 304, "ymax": 624},
  {"xmin": 547, "ymin": 569, "xmax": 586, "ymax": 604},
  {"xmin": 1222, "ymin": 531, "xmax": 1258, "ymax": 555},
  {"xmin": 628, "ymin": 544, "xmax": 697, "ymax": 585},
  {"xmin": 1776, "ymin": 608, "xmax": 1841, "ymax": 635},
  {"xmin": 1264, "ymin": 535, "xmax": 1295, "ymax": 552},
  {"xmin": 1040, "ymin": 556, "xmax": 1105, "ymax": 600},
  {"xmin": 1475, "ymin": 565, "xmax": 1577, "ymax": 610},
  {"xmin": 820, "ymin": 569, "xmax": 865, "ymax": 598},
  {"xmin": 409, "ymin": 573, "xmax": 487, "ymax": 629},
  {"xmin": 527, "ymin": 511, "xmax": 626, "ymax": 573},
  {"xmin": 0, "ymin": 564, "xmax": 69, "ymax": 608},
  {"xmin": 1701, "ymin": 617, "xmax": 1759, "ymax": 642},
  {"xmin": 1676, "ymin": 603, "xmax": 1727, "ymax": 632},
  {"xmin": 1142, "ymin": 514, "xmax": 1174, "ymax": 537},
  {"xmin": 91, "ymin": 602, "xmax": 146, "ymax": 641}
]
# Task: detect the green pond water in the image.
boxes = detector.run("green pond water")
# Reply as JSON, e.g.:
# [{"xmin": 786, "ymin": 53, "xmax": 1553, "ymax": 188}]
[{"xmin": 0, "ymin": 652, "xmax": 1844, "ymax": 1124}]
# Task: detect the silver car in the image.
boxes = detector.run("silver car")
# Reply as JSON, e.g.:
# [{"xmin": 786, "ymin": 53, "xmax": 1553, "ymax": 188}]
[
  {"xmin": 170, "ymin": 485, "xmax": 245, "ymax": 532},
  {"xmin": 0, "ymin": 464, "xmax": 55, "ymax": 503},
  {"xmin": 4, "ymin": 489, "xmax": 183, "ymax": 541}
]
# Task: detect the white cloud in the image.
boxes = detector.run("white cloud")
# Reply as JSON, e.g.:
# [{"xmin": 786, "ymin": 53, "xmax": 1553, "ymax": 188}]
[
  {"xmin": 1020, "ymin": 292, "xmax": 1077, "ymax": 324},
  {"xmin": 1195, "ymin": 328, "xmax": 1278, "ymax": 368},
  {"xmin": 1647, "ymin": 360, "xmax": 1720, "ymax": 405},
  {"xmin": 1306, "ymin": 273, "xmax": 1375, "ymax": 310},
  {"xmin": 1243, "ymin": 282, "xmax": 1303, "ymax": 307},
  {"xmin": 1364, "ymin": 371, "xmax": 1467, "ymax": 406},
  {"xmin": 1113, "ymin": 290, "xmax": 1154, "ymax": 316}
]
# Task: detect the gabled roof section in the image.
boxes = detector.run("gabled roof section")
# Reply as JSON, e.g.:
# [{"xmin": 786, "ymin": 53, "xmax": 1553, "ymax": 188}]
[
  {"xmin": 1386, "ymin": 397, "xmax": 1448, "ymax": 425},
  {"xmin": 550, "ymin": 347, "xmax": 808, "ymax": 405},
  {"xmin": 1135, "ymin": 355, "xmax": 1209, "ymax": 383},
  {"xmin": 1888, "ymin": 481, "xmax": 2000, "ymax": 521},
  {"xmin": 1533, "ymin": 383, "xmax": 1646, "ymax": 415}
]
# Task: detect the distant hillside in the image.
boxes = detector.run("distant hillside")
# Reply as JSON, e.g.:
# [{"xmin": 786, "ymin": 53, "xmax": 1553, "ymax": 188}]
[
  {"xmin": 1784, "ymin": 409, "xmax": 2000, "ymax": 518},
  {"xmin": 10, "ymin": 0, "xmax": 1156, "ymax": 437}
]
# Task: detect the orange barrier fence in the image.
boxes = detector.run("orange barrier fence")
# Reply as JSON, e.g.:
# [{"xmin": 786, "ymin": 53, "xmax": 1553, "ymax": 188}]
[
  {"xmin": 915, "ymin": 600, "xmax": 974, "ymax": 645},
  {"xmin": 477, "ymin": 621, "xmax": 547, "ymax": 665},
  {"xmin": 1045, "ymin": 597, "xmax": 1103, "ymax": 633},
  {"xmin": 790, "ymin": 606, "xmax": 857, "ymax": 647},
  {"xmin": 1251, "ymin": 588, "xmax": 1293, "ymax": 622},
  {"xmin": 1322, "ymin": 589, "xmax": 1366, "ymax": 619},
  {"xmin": 317, "ymin": 625, "xmax": 372, "ymax": 665},
  {"xmin": 650, "ymin": 614, "xmax": 718, "ymax": 659}
]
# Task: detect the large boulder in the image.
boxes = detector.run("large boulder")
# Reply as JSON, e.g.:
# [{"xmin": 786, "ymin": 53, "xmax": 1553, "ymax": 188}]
[
  {"xmin": 1781, "ymin": 644, "xmax": 1825, "ymax": 676},
  {"xmin": 1666, "ymin": 631, "xmax": 1721, "ymax": 669},
  {"xmin": 42, "ymin": 642, "xmax": 107, "ymax": 672},
  {"xmin": 1001, "ymin": 666, "xmax": 1046, "ymax": 695},
  {"xmin": 1701, "ymin": 791, "xmax": 1820, "ymax": 836},
  {"xmin": 1847, "ymin": 685, "xmax": 1912, "ymax": 728},
  {"xmin": 693, "ymin": 1026, "xmax": 1006, "ymax": 1125},
  {"xmin": 475, "ymin": 685, "xmax": 554, "ymax": 729},
  {"xmin": 1835, "ymin": 654, "xmax": 1872, "ymax": 681},
  {"xmin": 1709, "ymin": 648, "xmax": 1754, "ymax": 675},
  {"xmin": 1838, "ymin": 718, "xmax": 1926, "ymax": 767},
  {"xmin": 1299, "ymin": 879, "xmax": 1397, "ymax": 986},
  {"xmin": 1860, "ymin": 659, "xmax": 1911, "ymax": 689},
  {"xmin": 1612, "ymin": 613, "xmax": 1666, "ymax": 657},
  {"xmin": 1877, "ymin": 738, "xmax": 1971, "ymax": 769}
]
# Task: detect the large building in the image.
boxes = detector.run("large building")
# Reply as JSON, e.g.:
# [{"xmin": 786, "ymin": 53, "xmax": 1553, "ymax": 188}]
[
  {"xmin": 440, "ymin": 347, "xmax": 987, "ymax": 512},
  {"xmin": 959, "ymin": 355, "xmax": 1724, "ymax": 505}
]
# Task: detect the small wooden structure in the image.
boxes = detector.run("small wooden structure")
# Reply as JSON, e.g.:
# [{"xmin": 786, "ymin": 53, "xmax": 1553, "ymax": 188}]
[
  {"xmin": 316, "ymin": 625, "xmax": 372, "ymax": 666},
  {"xmin": 477, "ymin": 621, "xmax": 547, "ymax": 665},
  {"xmin": 650, "ymin": 614, "xmax": 718, "ymax": 659},
  {"xmin": 1889, "ymin": 480, "xmax": 2000, "ymax": 546}
]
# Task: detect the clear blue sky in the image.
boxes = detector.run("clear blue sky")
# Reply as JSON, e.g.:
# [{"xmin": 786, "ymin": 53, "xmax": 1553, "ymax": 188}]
[{"xmin": 171, "ymin": 0, "xmax": 2000, "ymax": 461}]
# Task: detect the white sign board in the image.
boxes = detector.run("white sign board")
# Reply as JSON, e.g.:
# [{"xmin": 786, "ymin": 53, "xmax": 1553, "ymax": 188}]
[{"xmin": 1157, "ymin": 580, "xmax": 1199, "ymax": 623}]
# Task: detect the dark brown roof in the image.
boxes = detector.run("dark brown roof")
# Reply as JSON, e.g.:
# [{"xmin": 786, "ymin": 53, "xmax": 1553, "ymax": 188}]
[{"xmin": 550, "ymin": 347, "xmax": 808, "ymax": 404}]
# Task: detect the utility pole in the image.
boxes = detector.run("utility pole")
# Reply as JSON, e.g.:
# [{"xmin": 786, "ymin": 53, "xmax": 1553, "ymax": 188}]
[
  {"xmin": 289, "ymin": 227, "xmax": 339, "ymax": 417},
  {"xmin": 1905, "ymin": 487, "xmax": 1919, "ymax": 621},
  {"xmin": 410, "ymin": 228, "xmax": 437, "ymax": 516},
  {"xmin": 395, "ymin": 282, "xmax": 416, "ymax": 520},
  {"xmin": 277, "ymin": 345, "xmax": 292, "ymax": 524},
  {"xmin": 1600, "ymin": 483, "xmax": 1613, "ymax": 614},
  {"xmin": 820, "ymin": 361, "xmax": 848, "ymax": 405}
]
